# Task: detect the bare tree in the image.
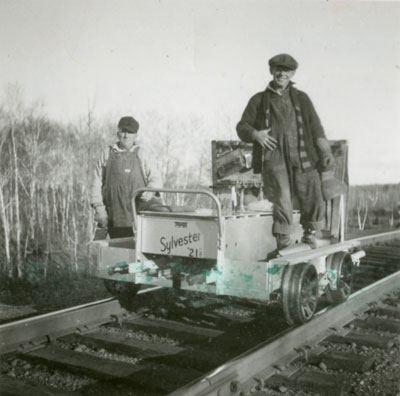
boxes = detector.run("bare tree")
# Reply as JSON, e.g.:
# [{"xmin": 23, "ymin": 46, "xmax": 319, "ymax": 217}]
[
  {"xmin": 0, "ymin": 178, "xmax": 11, "ymax": 274},
  {"xmin": 356, "ymin": 191, "xmax": 368, "ymax": 231}
]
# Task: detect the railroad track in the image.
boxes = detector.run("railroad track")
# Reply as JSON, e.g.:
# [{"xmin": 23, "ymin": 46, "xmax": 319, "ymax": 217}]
[
  {"xmin": 1, "ymin": 232, "xmax": 399, "ymax": 396},
  {"xmin": 173, "ymin": 269, "xmax": 400, "ymax": 396}
]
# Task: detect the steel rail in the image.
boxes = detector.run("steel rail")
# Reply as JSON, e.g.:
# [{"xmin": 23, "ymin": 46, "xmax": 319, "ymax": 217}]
[
  {"xmin": 0, "ymin": 286, "xmax": 163, "ymax": 355},
  {"xmin": 131, "ymin": 187, "xmax": 224, "ymax": 236},
  {"xmin": 1, "ymin": 231, "xmax": 398, "ymax": 384},
  {"xmin": 350, "ymin": 229, "xmax": 400, "ymax": 245},
  {"xmin": 169, "ymin": 269, "xmax": 400, "ymax": 396},
  {"xmin": 269, "ymin": 229, "xmax": 400, "ymax": 266}
]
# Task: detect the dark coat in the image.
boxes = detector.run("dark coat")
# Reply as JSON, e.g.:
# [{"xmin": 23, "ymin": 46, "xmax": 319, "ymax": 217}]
[{"xmin": 236, "ymin": 85, "xmax": 327, "ymax": 173}]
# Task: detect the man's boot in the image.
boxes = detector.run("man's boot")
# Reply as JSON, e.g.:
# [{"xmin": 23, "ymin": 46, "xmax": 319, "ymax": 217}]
[
  {"xmin": 276, "ymin": 234, "xmax": 291, "ymax": 250},
  {"xmin": 302, "ymin": 229, "xmax": 317, "ymax": 249}
]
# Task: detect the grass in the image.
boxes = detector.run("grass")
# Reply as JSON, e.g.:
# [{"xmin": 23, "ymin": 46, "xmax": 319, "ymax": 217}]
[{"xmin": 0, "ymin": 269, "xmax": 110, "ymax": 316}]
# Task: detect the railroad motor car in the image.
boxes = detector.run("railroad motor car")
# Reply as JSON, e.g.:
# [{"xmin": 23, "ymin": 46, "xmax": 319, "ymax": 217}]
[{"xmin": 91, "ymin": 140, "xmax": 365, "ymax": 325}]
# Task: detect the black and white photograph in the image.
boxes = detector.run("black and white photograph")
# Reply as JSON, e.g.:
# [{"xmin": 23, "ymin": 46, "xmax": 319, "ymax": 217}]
[{"xmin": 0, "ymin": 1, "xmax": 399, "ymax": 395}]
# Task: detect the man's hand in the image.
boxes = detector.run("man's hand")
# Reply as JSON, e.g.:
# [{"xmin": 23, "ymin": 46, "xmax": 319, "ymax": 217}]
[
  {"xmin": 316, "ymin": 138, "xmax": 335, "ymax": 171},
  {"xmin": 94, "ymin": 205, "xmax": 108, "ymax": 228},
  {"xmin": 253, "ymin": 129, "xmax": 277, "ymax": 150},
  {"xmin": 141, "ymin": 191, "xmax": 155, "ymax": 201},
  {"xmin": 320, "ymin": 153, "xmax": 335, "ymax": 170}
]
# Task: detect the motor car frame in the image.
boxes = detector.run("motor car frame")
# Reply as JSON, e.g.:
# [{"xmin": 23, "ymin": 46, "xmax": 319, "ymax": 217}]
[{"xmin": 92, "ymin": 140, "xmax": 364, "ymax": 324}]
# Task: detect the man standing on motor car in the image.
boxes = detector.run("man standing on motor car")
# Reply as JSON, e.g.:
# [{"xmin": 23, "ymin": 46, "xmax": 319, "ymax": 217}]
[
  {"xmin": 90, "ymin": 116, "xmax": 162, "ymax": 239},
  {"xmin": 236, "ymin": 54, "xmax": 335, "ymax": 249}
]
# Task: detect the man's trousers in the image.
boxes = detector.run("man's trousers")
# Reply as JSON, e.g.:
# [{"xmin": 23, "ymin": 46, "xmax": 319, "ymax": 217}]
[{"xmin": 262, "ymin": 163, "xmax": 325, "ymax": 236}]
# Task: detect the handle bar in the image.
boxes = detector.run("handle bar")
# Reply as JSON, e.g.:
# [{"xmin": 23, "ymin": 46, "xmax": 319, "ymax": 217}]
[{"xmin": 132, "ymin": 188, "xmax": 223, "ymax": 237}]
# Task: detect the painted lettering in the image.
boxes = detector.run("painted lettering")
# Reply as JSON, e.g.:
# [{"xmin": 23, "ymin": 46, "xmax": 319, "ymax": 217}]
[
  {"xmin": 160, "ymin": 237, "xmax": 171, "ymax": 254},
  {"xmin": 159, "ymin": 233, "xmax": 201, "ymax": 254}
]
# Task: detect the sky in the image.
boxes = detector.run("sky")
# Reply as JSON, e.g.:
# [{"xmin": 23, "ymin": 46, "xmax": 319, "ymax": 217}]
[{"xmin": 1, "ymin": 0, "xmax": 399, "ymax": 185}]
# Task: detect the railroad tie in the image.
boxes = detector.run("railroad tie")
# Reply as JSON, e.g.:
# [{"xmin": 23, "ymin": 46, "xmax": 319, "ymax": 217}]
[
  {"xmin": 265, "ymin": 370, "xmax": 351, "ymax": 396},
  {"xmin": 351, "ymin": 317, "xmax": 400, "ymax": 334},
  {"xmin": 373, "ymin": 306, "xmax": 400, "ymax": 319},
  {"xmin": 308, "ymin": 350, "xmax": 375, "ymax": 373},
  {"xmin": 326, "ymin": 331, "xmax": 396, "ymax": 350}
]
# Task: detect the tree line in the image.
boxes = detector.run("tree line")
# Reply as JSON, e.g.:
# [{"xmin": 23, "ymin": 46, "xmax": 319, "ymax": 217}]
[
  {"xmin": 0, "ymin": 85, "xmax": 235, "ymax": 279},
  {"xmin": 0, "ymin": 85, "xmax": 398, "ymax": 280},
  {"xmin": 347, "ymin": 184, "xmax": 400, "ymax": 231}
]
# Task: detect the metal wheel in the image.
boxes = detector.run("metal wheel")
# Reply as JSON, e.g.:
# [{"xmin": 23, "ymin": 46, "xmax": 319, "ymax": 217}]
[
  {"xmin": 326, "ymin": 252, "xmax": 353, "ymax": 305},
  {"xmin": 281, "ymin": 265, "xmax": 295, "ymax": 325},
  {"xmin": 282, "ymin": 263, "xmax": 319, "ymax": 325}
]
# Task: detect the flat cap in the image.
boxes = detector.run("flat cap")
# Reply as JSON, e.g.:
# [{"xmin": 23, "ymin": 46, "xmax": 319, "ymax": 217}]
[
  {"xmin": 118, "ymin": 116, "xmax": 139, "ymax": 134},
  {"xmin": 268, "ymin": 54, "xmax": 298, "ymax": 70}
]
